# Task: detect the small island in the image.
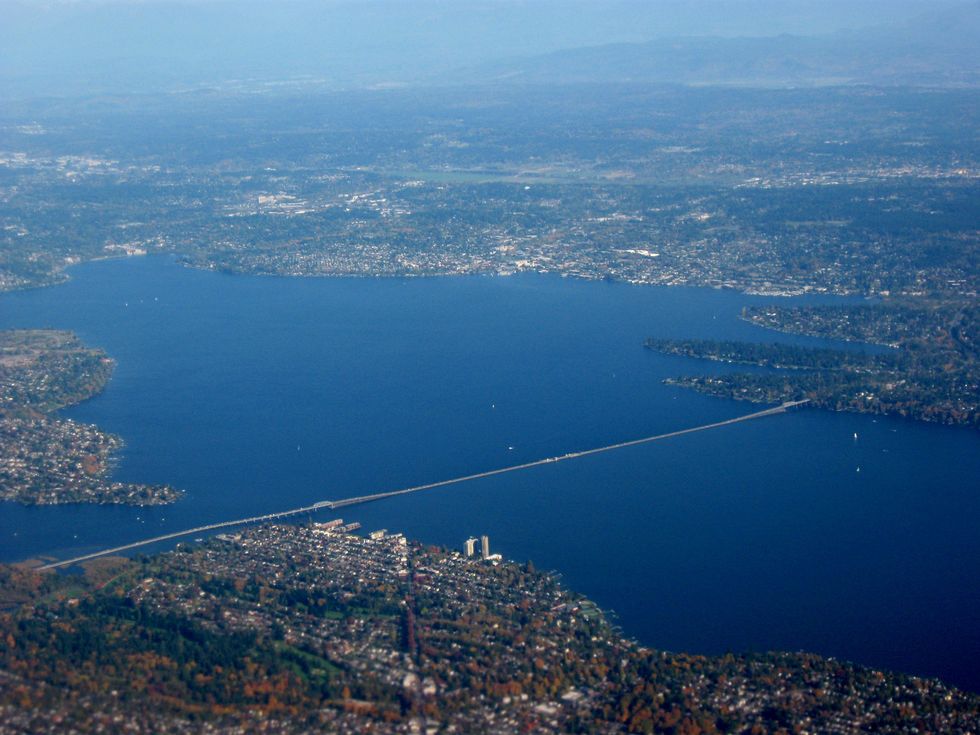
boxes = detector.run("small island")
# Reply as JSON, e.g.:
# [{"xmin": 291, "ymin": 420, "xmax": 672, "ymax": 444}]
[
  {"xmin": 1, "ymin": 523, "xmax": 976, "ymax": 733},
  {"xmin": 0, "ymin": 330, "xmax": 182, "ymax": 506}
]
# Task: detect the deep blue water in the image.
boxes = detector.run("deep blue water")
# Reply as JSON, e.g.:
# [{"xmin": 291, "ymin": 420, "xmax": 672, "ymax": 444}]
[{"xmin": 1, "ymin": 256, "xmax": 978, "ymax": 692}]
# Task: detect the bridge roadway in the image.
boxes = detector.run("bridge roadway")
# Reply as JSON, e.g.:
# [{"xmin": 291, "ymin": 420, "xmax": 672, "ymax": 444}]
[{"xmin": 39, "ymin": 400, "xmax": 807, "ymax": 570}]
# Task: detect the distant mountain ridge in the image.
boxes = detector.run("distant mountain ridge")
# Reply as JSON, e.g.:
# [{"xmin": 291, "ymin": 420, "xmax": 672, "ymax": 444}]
[
  {"xmin": 450, "ymin": 2, "xmax": 980, "ymax": 88},
  {"xmin": 0, "ymin": 0, "xmax": 973, "ymax": 98}
]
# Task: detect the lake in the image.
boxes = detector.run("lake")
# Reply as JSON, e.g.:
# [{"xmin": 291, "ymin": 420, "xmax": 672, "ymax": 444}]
[{"xmin": 1, "ymin": 256, "xmax": 978, "ymax": 692}]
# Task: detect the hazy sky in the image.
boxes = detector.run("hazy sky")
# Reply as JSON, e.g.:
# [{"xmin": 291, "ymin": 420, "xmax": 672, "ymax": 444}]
[{"xmin": 0, "ymin": 0, "xmax": 971, "ymax": 97}]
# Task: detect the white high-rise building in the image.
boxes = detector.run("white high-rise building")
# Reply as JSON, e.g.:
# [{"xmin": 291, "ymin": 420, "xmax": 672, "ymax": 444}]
[
  {"xmin": 464, "ymin": 537, "xmax": 477, "ymax": 557},
  {"xmin": 481, "ymin": 535, "xmax": 490, "ymax": 560}
]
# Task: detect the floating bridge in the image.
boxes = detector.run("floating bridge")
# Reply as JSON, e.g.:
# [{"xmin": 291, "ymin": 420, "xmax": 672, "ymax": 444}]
[{"xmin": 39, "ymin": 400, "xmax": 808, "ymax": 570}]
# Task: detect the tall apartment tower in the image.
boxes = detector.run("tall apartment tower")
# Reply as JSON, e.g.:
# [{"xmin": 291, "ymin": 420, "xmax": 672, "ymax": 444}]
[
  {"xmin": 463, "ymin": 537, "xmax": 477, "ymax": 557},
  {"xmin": 480, "ymin": 535, "xmax": 490, "ymax": 560}
]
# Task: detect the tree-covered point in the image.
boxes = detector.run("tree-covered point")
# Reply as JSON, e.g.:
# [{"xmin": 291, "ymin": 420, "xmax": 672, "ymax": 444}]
[
  {"xmin": 0, "ymin": 330, "xmax": 113, "ymax": 418},
  {"xmin": 743, "ymin": 301, "xmax": 980, "ymax": 354},
  {"xmin": 667, "ymin": 370, "xmax": 979, "ymax": 426},
  {"xmin": 648, "ymin": 299, "xmax": 980, "ymax": 426},
  {"xmin": 644, "ymin": 337, "xmax": 903, "ymax": 372}
]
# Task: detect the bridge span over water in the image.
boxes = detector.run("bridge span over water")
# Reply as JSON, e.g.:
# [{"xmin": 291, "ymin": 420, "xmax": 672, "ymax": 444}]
[{"xmin": 39, "ymin": 400, "xmax": 807, "ymax": 570}]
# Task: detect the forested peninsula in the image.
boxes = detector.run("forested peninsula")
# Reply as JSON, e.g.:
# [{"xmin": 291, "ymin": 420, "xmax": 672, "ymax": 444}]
[{"xmin": 647, "ymin": 300, "xmax": 980, "ymax": 426}]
